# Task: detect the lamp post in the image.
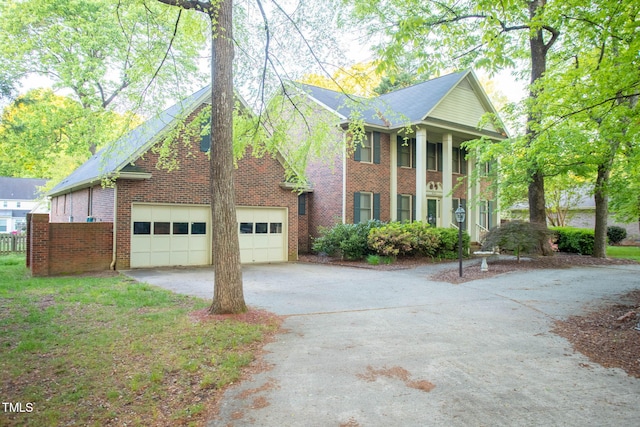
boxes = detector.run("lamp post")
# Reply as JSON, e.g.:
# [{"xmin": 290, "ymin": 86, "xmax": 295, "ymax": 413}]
[{"xmin": 455, "ymin": 206, "xmax": 466, "ymax": 277}]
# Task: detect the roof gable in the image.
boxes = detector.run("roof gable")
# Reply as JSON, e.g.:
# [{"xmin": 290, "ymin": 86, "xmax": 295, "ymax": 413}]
[
  {"xmin": 296, "ymin": 69, "xmax": 506, "ymax": 136},
  {"xmin": 48, "ymin": 86, "xmax": 211, "ymax": 197}
]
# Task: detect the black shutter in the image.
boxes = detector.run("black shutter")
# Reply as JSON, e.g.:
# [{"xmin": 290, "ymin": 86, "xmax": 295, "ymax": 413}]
[
  {"xmin": 373, "ymin": 193, "xmax": 381, "ymax": 220},
  {"xmin": 460, "ymin": 147, "xmax": 468, "ymax": 174},
  {"xmin": 411, "ymin": 139, "xmax": 417, "ymax": 168},
  {"xmin": 353, "ymin": 192, "xmax": 361, "ymax": 223},
  {"xmin": 397, "ymin": 136, "xmax": 403, "ymax": 167},
  {"xmin": 373, "ymin": 132, "xmax": 381, "ymax": 164},
  {"xmin": 200, "ymin": 133, "xmax": 211, "ymax": 152},
  {"xmin": 397, "ymin": 194, "xmax": 402, "ymax": 220},
  {"xmin": 298, "ymin": 194, "xmax": 306, "ymax": 215},
  {"xmin": 437, "ymin": 143, "xmax": 443, "ymax": 171},
  {"xmin": 412, "ymin": 195, "xmax": 416, "ymax": 222},
  {"xmin": 354, "ymin": 141, "xmax": 361, "ymax": 161}
]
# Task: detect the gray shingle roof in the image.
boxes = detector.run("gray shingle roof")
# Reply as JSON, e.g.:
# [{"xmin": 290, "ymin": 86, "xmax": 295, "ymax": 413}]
[
  {"xmin": 0, "ymin": 177, "xmax": 48, "ymax": 200},
  {"xmin": 297, "ymin": 70, "xmax": 468, "ymax": 128},
  {"xmin": 48, "ymin": 86, "xmax": 211, "ymax": 197}
]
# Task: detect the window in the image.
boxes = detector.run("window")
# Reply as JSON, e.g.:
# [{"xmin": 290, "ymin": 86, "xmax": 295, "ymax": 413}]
[
  {"xmin": 426, "ymin": 142, "xmax": 443, "ymax": 171},
  {"xmin": 298, "ymin": 194, "xmax": 306, "ymax": 215},
  {"xmin": 191, "ymin": 222, "xmax": 206, "ymax": 235},
  {"xmin": 16, "ymin": 201, "xmax": 21, "ymax": 208},
  {"xmin": 353, "ymin": 192, "xmax": 380, "ymax": 223},
  {"xmin": 354, "ymin": 131, "xmax": 381, "ymax": 164},
  {"xmin": 357, "ymin": 132, "xmax": 372, "ymax": 162},
  {"xmin": 173, "ymin": 222, "xmax": 189, "ymax": 235},
  {"xmin": 270, "ymin": 223, "xmax": 282, "ymax": 234},
  {"xmin": 453, "ymin": 146, "xmax": 468, "ymax": 174},
  {"xmin": 133, "ymin": 222, "xmax": 151, "ymax": 235},
  {"xmin": 255, "ymin": 222, "xmax": 268, "ymax": 234},
  {"xmin": 398, "ymin": 194, "xmax": 413, "ymax": 222},
  {"xmin": 398, "ymin": 137, "xmax": 414, "ymax": 168},
  {"xmin": 358, "ymin": 192, "xmax": 372, "ymax": 222},
  {"xmin": 240, "ymin": 222, "xmax": 253, "ymax": 234},
  {"xmin": 479, "ymin": 201, "xmax": 495, "ymax": 230},
  {"xmin": 154, "ymin": 222, "xmax": 170, "ymax": 235}
]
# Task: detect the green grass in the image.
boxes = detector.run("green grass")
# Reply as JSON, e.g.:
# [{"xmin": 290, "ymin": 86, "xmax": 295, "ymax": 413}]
[
  {"xmin": 607, "ymin": 245, "xmax": 640, "ymax": 261},
  {"xmin": 0, "ymin": 254, "xmax": 279, "ymax": 426}
]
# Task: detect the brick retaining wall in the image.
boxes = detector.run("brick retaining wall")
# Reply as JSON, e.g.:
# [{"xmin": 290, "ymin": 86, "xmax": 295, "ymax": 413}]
[{"xmin": 28, "ymin": 213, "xmax": 113, "ymax": 276}]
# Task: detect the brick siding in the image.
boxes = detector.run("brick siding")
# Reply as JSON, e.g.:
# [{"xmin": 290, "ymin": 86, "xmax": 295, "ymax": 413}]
[{"xmin": 28, "ymin": 213, "xmax": 113, "ymax": 276}]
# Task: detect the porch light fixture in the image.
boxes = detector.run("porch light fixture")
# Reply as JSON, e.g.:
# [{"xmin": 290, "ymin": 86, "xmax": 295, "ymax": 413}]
[{"xmin": 455, "ymin": 206, "xmax": 465, "ymax": 277}]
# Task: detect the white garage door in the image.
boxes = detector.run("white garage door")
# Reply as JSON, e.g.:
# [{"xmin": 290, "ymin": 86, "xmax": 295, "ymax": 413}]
[
  {"xmin": 237, "ymin": 207, "xmax": 287, "ymax": 263},
  {"xmin": 130, "ymin": 204, "xmax": 210, "ymax": 268}
]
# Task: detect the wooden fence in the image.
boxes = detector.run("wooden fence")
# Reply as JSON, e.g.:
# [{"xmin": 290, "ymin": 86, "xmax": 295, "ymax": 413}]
[{"xmin": 0, "ymin": 234, "xmax": 27, "ymax": 254}]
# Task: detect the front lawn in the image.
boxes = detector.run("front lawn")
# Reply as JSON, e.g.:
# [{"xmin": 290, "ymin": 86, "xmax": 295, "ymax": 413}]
[
  {"xmin": 0, "ymin": 254, "xmax": 279, "ymax": 426},
  {"xmin": 607, "ymin": 245, "xmax": 640, "ymax": 261}
]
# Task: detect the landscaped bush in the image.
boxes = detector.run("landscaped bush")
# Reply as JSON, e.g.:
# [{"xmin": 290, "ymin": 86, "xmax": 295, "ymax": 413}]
[
  {"xmin": 551, "ymin": 227, "xmax": 594, "ymax": 255},
  {"xmin": 404, "ymin": 222, "xmax": 442, "ymax": 257},
  {"xmin": 312, "ymin": 220, "xmax": 385, "ymax": 260},
  {"xmin": 433, "ymin": 227, "xmax": 470, "ymax": 259},
  {"xmin": 607, "ymin": 226, "xmax": 627, "ymax": 245},
  {"xmin": 368, "ymin": 222, "xmax": 414, "ymax": 257},
  {"xmin": 483, "ymin": 220, "xmax": 551, "ymax": 261},
  {"xmin": 314, "ymin": 220, "xmax": 469, "ymax": 261}
]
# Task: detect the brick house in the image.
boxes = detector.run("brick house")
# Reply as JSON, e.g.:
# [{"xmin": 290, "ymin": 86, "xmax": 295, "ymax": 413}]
[
  {"xmin": 47, "ymin": 87, "xmax": 301, "ymax": 269},
  {"xmin": 294, "ymin": 69, "xmax": 507, "ymax": 245}
]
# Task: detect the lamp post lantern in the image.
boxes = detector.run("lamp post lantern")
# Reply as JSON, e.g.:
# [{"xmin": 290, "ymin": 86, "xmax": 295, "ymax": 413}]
[{"xmin": 455, "ymin": 206, "xmax": 466, "ymax": 277}]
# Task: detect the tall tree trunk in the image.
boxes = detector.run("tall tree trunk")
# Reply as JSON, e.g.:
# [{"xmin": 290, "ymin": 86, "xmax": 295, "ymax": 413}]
[
  {"xmin": 593, "ymin": 163, "xmax": 610, "ymax": 258},
  {"xmin": 527, "ymin": 0, "xmax": 549, "ymax": 227},
  {"xmin": 209, "ymin": 0, "xmax": 246, "ymax": 314}
]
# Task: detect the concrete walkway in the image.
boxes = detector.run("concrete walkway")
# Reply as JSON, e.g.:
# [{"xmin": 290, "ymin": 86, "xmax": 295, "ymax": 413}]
[{"xmin": 124, "ymin": 261, "xmax": 640, "ymax": 426}]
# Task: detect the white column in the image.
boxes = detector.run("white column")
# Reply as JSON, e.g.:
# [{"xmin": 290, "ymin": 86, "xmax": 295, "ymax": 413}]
[
  {"xmin": 442, "ymin": 133, "xmax": 453, "ymax": 228},
  {"xmin": 390, "ymin": 132, "xmax": 398, "ymax": 221},
  {"xmin": 415, "ymin": 127, "xmax": 427, "ymax": 222}
]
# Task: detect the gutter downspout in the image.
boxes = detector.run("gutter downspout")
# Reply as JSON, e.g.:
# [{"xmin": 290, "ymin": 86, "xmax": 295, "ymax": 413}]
[{"xmin": 110, "ymin": 183, "xmax": 118, "ymax": 270}]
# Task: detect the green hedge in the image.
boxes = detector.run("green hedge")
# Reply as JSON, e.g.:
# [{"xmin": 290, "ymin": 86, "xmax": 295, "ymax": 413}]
[
  {"xmin": 551, "ymin": 227, "xmax": 594, "ymax": 255},
  {"xmin": 313, "ymin": 221, "xmax": 469, "ymax": 260}
]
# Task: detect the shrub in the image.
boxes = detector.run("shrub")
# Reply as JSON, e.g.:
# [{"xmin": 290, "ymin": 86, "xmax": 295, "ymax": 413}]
[
  {"xmin": 313, "ymin": 220, "xmax": 384, "ymax": 260},
  {"xmin": 433, "ymin": 227, "xmax": 470, "ymax": 259},
  {"xmin": 404, "ymin": 222, "xmax": 441, "ymax": 257},
  {"xmin": 551, "ymin": 227, "xmax": 594, "ymax": 255},
  {"xmin": 483, "ymin": 221, "xmax": 551, "ymax": 261},
  {"xmin": 607, "ymin": 226, "xmax": 627, "ymax": 245},
  {"xmin": 368, "ymin": 222, "xmax": 415, "ymax": 257}
]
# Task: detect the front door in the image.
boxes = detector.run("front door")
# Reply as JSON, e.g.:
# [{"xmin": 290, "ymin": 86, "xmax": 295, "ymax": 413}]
[{"xmin": 427, "ymin": 198, "xmax": 440, "ymax": 227}]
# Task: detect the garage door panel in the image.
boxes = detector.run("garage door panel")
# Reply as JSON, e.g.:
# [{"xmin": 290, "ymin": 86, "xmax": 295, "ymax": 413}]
[
  {"xmin": 235, "ymin": 207, "xmax": 287, "ymax": 264},
  {"xmin": 130, "ymin": 204, "xmax": 211, "ymax": 268}
]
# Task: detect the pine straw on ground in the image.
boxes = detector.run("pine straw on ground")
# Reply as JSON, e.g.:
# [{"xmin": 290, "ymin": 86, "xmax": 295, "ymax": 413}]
[{"xmin": 300, "ymin": 252, "xmax": 640, "ymax": 378}]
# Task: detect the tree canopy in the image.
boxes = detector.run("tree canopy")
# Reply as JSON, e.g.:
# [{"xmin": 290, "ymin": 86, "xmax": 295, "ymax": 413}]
[{"xmin": 0, "ymin": 0, "xmax": 208, "ymax": 111}]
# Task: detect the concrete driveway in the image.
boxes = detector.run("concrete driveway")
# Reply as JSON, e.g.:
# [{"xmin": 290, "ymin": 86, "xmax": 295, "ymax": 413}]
[{"xmin": 124, "ymin": 261, "xmax": 640, "ymax": 426}]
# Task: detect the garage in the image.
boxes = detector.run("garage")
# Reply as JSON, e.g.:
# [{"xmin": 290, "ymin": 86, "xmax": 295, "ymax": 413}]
[
  {"xmin": 237, "ymin": 207, "xmax": 288, "ymax": 263},
  {"xmin": 130, "ymin": 204, "xmax": 288, "ymax": 268},
  {"xmin": 130, "ymin": 204, "xmax": 211, "ymax": 268}
]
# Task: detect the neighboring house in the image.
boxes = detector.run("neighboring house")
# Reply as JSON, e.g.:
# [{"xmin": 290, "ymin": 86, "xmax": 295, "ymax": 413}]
[
  {"xmin": 293, "ymin": 69, "xmax": 506, "ymax": 245},
  {"xmin": 0, "ymin": 177, "xmax": 48, "ymax": 233},
  {"xmin": 511, "ymin": 193, "xmax": 640, "ymax": 240},
  {"xmin": 47, "ymin": 87, "xmax": 300, "ymax": 269}
]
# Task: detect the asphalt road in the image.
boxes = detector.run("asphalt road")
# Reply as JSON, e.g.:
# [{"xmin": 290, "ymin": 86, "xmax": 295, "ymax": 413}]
[{"xmin": 124, "ymin": 260, "xmax": 640, "ymax": 427}]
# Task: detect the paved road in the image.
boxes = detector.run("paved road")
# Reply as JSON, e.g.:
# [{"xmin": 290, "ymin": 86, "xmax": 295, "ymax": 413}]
[{"xmin": 124, "ymin": 261, "xmax": 640, "ymax": 427}]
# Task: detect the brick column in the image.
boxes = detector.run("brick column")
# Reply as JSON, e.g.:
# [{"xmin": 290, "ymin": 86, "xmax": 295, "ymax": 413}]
[{"xmin": 29, "ymin": 214, "xmax": 50, "ymax": 277}]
